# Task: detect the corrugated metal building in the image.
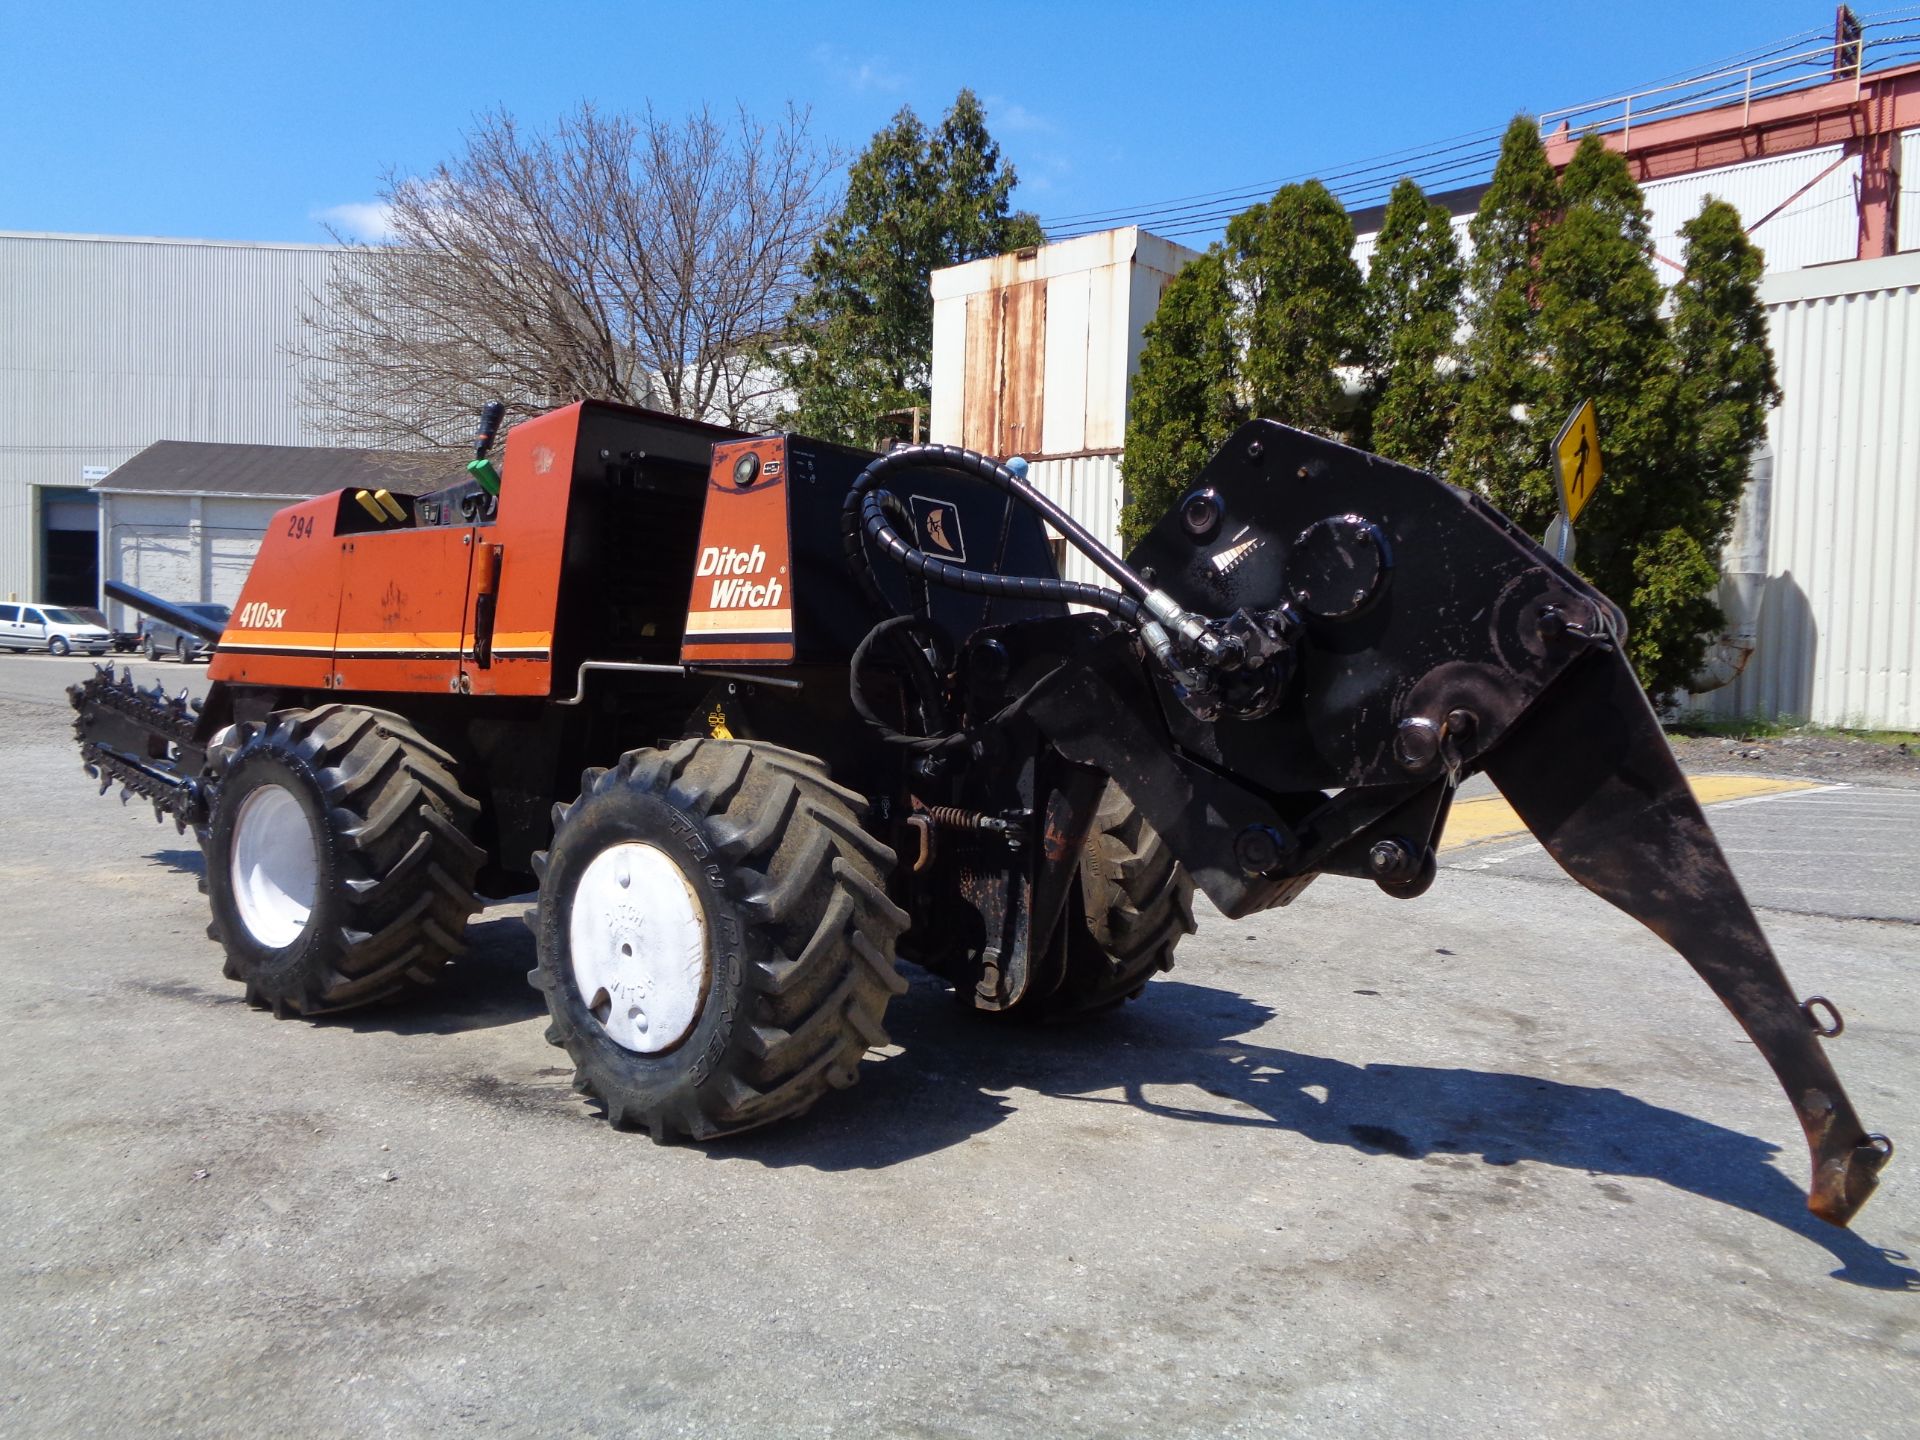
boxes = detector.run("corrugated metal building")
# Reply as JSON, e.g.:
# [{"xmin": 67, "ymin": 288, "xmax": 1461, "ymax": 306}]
[
  {"xmin": 0, "ymin": 231, "xmax": 345, "ymax": 607},
  {"xmin": 1352, "ymin": 143, "xmax": 1880, "ymax": 277},
  {"xmin": 928, "ymin": 228, "xmax": 1198, "ymax": 587},
  {"xmin": 1694, "ymin": 252, "xmax": 1920, "ymax": 728},
  {"xmin": 95, "ymin": 442, "xmax": 443, "ymax": 630},
  {"xmin": 1641, "ymin": 146, "xmax": 1862, "ymax": 273}
]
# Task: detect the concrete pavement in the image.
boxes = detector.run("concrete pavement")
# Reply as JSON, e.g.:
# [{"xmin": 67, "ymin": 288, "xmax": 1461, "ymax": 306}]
[{"xmin": 1, "ymin": 655, "xmax": 1915, "ymax": 1438}]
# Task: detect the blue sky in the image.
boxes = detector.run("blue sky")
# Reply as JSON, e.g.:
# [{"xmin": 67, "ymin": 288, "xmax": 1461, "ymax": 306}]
[{"xmin": 4, "ymin": 1, "xmax": 1845, "ymax": 246}]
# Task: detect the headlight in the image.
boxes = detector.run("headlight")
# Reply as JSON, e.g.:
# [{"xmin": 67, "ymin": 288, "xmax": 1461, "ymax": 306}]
[{"xmin": 732, "ymin": 452, "xmax": 761, "ymax": 488}]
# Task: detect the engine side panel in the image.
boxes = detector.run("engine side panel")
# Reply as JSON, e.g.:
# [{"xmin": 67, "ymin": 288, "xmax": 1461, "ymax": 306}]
[
  {"xmin": 332, "ymin": 526, "xmax": 477, "ymax": 693},
  {"xmin": 461, "ymin": 404, "xmax": 579, "ymax": 697},
  {"xmin": 211, "ymin": 401, "xmax": 744, "ymax": 698},
  {"xmin": 208, "ymin": 495, "xmax": 343, "ymax": 690}
]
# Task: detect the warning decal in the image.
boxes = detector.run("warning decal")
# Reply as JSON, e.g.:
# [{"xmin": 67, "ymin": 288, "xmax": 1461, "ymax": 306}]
[{"xmin": 910, "ymin": 494, "xmax": 967, "ymax": 562}]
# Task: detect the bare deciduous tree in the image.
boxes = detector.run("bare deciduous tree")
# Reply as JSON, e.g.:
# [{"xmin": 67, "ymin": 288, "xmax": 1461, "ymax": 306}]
[{"xmin": 300, "ymin": 103, "xmax": 836, "ymax": 450}]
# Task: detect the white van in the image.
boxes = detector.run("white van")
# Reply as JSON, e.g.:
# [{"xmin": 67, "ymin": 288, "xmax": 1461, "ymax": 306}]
[{"xmin": 0, "ymin": 602, "xmax": 114, "ymax": 656}]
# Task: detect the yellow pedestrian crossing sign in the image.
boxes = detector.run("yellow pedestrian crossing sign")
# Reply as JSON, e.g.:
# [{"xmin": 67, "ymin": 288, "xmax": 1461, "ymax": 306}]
[{"xmin": 1554, "ymin": 399, "xmax": 1604, "ymax": 523}]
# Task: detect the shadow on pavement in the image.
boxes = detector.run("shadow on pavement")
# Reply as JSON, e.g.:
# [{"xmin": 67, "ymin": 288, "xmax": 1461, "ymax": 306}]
[
  {"xmin": 138, "ymin": 851, "xmax": 544, "ymax": 1035},
  {"xmin": 720, "ymin": 978, "xmax": 1917, "ymax": 1291},
  {"xmin": 340, "ymin": 912, "xmax": 547, "ymax": 1035},
  {"xmin": 118, "ymin": 848, "xmax": 1914, "ymax": 1290},
  {"xmin": 144, "ymin": 847, "xmax": 205, "ymax": 878}
]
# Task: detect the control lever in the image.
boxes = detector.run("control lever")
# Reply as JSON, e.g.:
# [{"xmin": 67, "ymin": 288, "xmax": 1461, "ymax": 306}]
[{"xmin": 467, "ymin": 401, "xmax": 506, "ymax": 496}]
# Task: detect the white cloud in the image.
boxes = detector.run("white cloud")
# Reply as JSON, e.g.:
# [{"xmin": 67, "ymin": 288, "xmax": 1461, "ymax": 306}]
[
  {"xmin": 985, "ymin": 98, "xmax": 1055, "ymax": 136},
  {"xmin": 313, "ymin": 201, "xmax": 399, "ymax": 244},
  {"xmin": 810, "ymin": 42, "xmax": 906, "ymax": 94}
]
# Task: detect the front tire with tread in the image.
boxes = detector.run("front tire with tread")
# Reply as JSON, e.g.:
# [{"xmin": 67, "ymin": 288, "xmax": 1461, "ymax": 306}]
[
  {"xmin": 204, "ymin": 704, "xmax": 483, "ymax": 1014},
  {"xmin": 531, "ymin": 738, "xmax": 908, "ymax": 1141}
]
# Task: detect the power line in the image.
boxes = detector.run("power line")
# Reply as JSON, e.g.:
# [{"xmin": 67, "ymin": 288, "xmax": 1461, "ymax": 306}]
[
  {"xmin": 1054, "ymin": 143, "xmax": 1505, "ymax": 242},
  {"xmin": 1035, "ymin": 119, "xmax": 1509, "ymax": 229},
  {"xmin": 1046, "ymin": 126, "xmax": 1507, "ymax": 238},
  {"xmin": 1035, "ymin": 17, "xmax": 1920, "ymax": 243}
]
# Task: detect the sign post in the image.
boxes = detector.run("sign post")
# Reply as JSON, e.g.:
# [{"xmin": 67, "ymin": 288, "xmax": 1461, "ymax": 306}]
[{"xmin": 1549, "ymin": 399, "xmax": 1604, "ymax": 564}]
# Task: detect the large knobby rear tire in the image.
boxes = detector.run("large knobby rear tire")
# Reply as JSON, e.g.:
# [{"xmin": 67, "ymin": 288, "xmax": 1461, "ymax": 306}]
[
  {"xmin": 203, "ymin": 705, "xmax": 484, "ymax": 1015},
  {"xmin": 531, "ymin": 738, "xmax": 909, "ymax": 1141},
  {"xmin": 1016, "ymin": 780, "xmax": 1196, "ymax": 1022}
]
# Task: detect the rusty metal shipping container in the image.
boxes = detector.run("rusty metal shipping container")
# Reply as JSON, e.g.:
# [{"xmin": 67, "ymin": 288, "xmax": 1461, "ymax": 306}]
[{"xmin": 930, "ymin": 227, "xmax": 1197, "ymax": 464}]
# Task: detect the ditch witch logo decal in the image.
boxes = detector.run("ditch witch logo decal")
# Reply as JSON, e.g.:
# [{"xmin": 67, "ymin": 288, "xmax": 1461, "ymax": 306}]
[
  {"xmin": 696, "ymin": 543, "xmax": 784, "ymax": 610},
  {"xmin": 682, "ymin": 440, "xmax": 797, "ymax": 663},
  {"xmin": 683, "ymin": 540, "xmax": 792, "ymax": 655},
  {"xmin": 910, "ymin": 495, "xmax": 967, "ymax": 562}
]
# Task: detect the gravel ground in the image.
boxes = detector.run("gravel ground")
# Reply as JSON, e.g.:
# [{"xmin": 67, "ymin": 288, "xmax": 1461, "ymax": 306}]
[{"xmin": 1666, "ymin": 730, "xmax": 1920, "ymax": 789}]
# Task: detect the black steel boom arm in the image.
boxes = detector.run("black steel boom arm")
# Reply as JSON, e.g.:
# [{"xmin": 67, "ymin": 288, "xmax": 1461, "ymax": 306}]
[{"xmin": 984, "ymin": 420, "xmax": 1889, "ymax": 1228}]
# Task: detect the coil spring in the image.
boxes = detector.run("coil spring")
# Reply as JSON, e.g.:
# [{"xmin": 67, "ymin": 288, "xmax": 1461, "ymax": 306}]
[{"xmin": 925, "ymin": 805, "xmax": 998, "ymax": 831}]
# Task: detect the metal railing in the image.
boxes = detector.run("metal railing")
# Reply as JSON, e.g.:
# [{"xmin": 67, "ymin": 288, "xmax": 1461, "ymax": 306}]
[{"xmin": 1538, "ymin": 15, "xmax": 1920, "ymax": 151}]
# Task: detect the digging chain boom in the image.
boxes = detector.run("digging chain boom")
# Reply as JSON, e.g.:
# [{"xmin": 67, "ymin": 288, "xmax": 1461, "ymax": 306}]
[{"xmin": 69, "ymin": 664, "xmax": 212, "ymax": 832}]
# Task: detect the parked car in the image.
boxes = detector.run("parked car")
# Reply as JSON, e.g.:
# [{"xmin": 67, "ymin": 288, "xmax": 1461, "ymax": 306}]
[
  {"xmin": 0, "ymin": 602, "xmax": 115, "ymax": 656},
  {"xmin": 139, "ymin": 603, "xmax": 230, "ymax": 662},
  {"xmin": 72, "ymin": 606, "xmax": 142, "ymax": 653}
]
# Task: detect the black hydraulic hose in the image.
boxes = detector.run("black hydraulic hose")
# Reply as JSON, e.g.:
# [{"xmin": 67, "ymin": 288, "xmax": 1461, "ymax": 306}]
[
  {"xmin": 850, "ymin": 490, "xmax": 931, "ymax": 621},
  {"xmin": 840, "ymin": 443, "xmax": 1150, "ymax": 624},
  {"xmin": 859, "ymin": 491, "xmax": 950, "ymax": 727},
  {"xmin": 848, "ymin": 615, "xmax": 968, "ymax": 754},
  {"xmin": 850, "ymin": 614, "xmax": 1076, "ymax": 755}
]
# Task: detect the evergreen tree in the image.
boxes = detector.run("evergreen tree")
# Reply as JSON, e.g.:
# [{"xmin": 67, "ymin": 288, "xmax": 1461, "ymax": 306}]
[
  {"xmin": 1449, "ymin": 116, "xmax": 1560, "ymax": 515},
  {"xmin": 1362, "ymin": 178, "xmax": 1463, "ymax": 471},
  {"xmin": 1535, "ymin": 133, "xmax": 1674, "ymax": 531},
  {"xmin": 1624, "ymin": 198, "xmax": 1780, "ymax": 699},
  {"xmin": 1536, "ymin": 136, "xmax": 1689, "ymax": 696},
  {"xmin": 1670, "ymin": 199, "xmax": 1780, "ymax": 537},
  {"xmin": 1122, "ymin": 181, "xmax": 1365, "ymax": 546},
  {"xmin": 1229, "ymin": 181, "xmax": 1366, "ymax": 433},
  {"xmin": 776, "ymin": 91, "xmax": 1043, "ymax": 445},
  {"xmin": 1119, "ymin": 249, "xmax": 1241, "ymax": 546}
]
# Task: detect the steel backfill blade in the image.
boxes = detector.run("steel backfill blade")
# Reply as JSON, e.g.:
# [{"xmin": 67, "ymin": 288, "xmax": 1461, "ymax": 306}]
[{"xmin": 1484, "ymin": 646, "xmax": 1891, "ymax": 1227}]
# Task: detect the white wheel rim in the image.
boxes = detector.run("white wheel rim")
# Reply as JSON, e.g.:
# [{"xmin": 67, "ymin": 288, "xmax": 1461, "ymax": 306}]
[
  {"xmin": 229, "ymin": 784, "xmax": 319, "ymax": 949},
  {"xmin": 568, "ymin": 842, "xmax": 710, "ymax": 1054}
]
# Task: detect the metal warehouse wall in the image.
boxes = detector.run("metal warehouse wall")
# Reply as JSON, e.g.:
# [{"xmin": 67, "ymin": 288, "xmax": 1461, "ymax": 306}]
[
  {"xmin": 1903, "ymin": 129, "xmax": 1920, "ymax": 252},
  {"xmin": 1697, "ymin": 252, "xmax": 1920, "ymax": 729},
  {"xmin": 1025, "ymin": 454, "xmax": 1126, "ymax": 589},
  {"xmin": 1639, "ymin": 146, "xmax": 1862, "ymax": 273},
  {"xmin": 98, "ymin": 492, "xmax": 296, "ymax": 628},
  {"xmin": 0, "ymin": 232, "xmax": 347, "ymax": 602}
]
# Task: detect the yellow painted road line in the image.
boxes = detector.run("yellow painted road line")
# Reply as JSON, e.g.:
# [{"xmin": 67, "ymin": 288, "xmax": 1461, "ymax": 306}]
[{"xmin": 1440, "ymin": 774, "xmax": 1819, "ymax": 853}]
